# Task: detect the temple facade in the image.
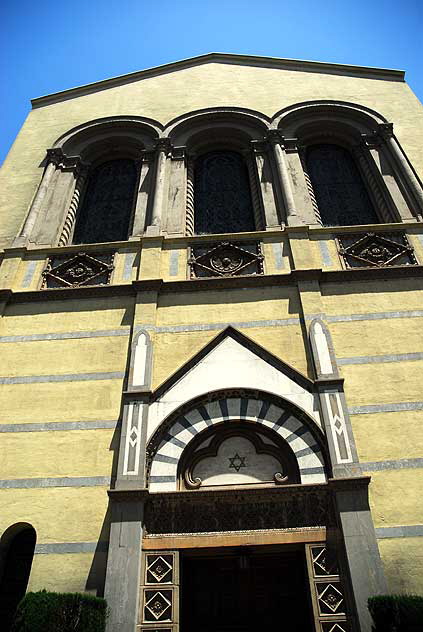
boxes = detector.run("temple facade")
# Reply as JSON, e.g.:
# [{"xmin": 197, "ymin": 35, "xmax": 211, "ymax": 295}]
[{"xmin": 0, "ymin": 53, "xmax": 422, "ymax": 632}]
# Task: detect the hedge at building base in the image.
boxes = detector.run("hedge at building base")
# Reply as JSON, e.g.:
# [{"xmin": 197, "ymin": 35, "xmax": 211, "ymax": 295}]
[
  {"xmin": 368, "ymin": 594, "xmax": 423, "ymax": 632},
  {"xmin": 11, "ymin": 590, "xmax": 107, "ymax": 632}
]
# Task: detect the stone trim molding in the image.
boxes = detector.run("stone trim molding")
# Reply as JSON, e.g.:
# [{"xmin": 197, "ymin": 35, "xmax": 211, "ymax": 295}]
[
  {"xmin": 349, "ymin": 401, "xmax": 423, "ymax": 415},
  {"xmin": 0, "ymin": 420, "xmax": 118, "ymax": 433},
  {"xmin": 1, "ymin": 307, "xmax": 422, "ymax": 344},
  {"xmin": 31, "ymin": 54, "xmax": 405, "ymax": 108},
  {"xmin": 375, "ymin": 525, "xmax": 423, "ymax": 539},
  {"xmin": 0, "ymin": 371, "xmax": 125, "ymax": 384},
  {"xmin": 34, "ymin": 541, "xmax": 109, "ymax": 554},
  {"xmin": 0, "ymin": 476, "xmax": 111, "ymax": 489}
]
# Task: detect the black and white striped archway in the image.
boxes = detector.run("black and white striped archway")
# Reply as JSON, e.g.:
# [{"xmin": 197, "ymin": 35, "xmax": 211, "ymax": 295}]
[{"xmin": 146, "ymin": 390, "xmax": 328, "ymax": 492}]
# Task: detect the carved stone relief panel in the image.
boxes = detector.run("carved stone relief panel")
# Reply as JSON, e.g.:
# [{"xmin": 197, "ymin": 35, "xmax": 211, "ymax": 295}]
[
  {"xmin": 337, "ymin": 232, "xmax": 417, "ymax": 268},
  {"xmin": 144, "ymin": 486, "xmax": 334, "ymax": 536},
  {"xmin": 189, "ymin": 240, "xmax": 263, "ymax": 278},
  {"xmin": 42, "ymin": 252, "xmax": 114, "ymax": 288}
]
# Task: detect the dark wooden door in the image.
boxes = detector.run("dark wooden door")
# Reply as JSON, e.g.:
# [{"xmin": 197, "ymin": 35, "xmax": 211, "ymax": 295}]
[{"xmin": 182, "ymin": 549, "xmax": 313, "ymax": 632}]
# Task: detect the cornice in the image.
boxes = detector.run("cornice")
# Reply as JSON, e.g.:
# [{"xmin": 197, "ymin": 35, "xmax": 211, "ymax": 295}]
[
  {"xmin": 31, "ymin": 53, "xmax": 406, "ymax": 109},
  {"xmin": 4, "ymin": 264, "xmax": 423, "ymax": 304}
]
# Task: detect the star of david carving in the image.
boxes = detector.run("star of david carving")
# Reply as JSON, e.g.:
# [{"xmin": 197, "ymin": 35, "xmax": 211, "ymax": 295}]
[{"xmin": 228, "ymin": 453, "xmax": 247, "ymax": 472}]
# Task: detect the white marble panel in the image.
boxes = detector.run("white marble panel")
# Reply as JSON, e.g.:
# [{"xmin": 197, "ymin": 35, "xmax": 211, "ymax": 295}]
[
  {"xmin": 150, "ymin": 480, "xmax": 177, "ymax": 492},
  {"xmin": 287, "ymin": 434, "xmax": 311, "ymax": 453},
  {"xmin": 192, "ymin": 436, "xmax": 281, "ymax": 487},
  {"xmin": 150, "ymin": 461, "xmax": 176, "ymax": 477},
  {"xmin": 300, "ymin": 472, "xmax": 326, "ymax": 484},
  {"xmin": 297, "ymin": 453, "xmax": 322, "ymax": 468},
  {"xmin": 147, "ymin": 336, "xmax": 318, "ymax": 440},
  {"xmin": 158, "ymin": 441, "xmax": 185, "ymax": 459},
  {"xmin": 132, "ymin": 332, "xmax": 147, "ymax": 386}
]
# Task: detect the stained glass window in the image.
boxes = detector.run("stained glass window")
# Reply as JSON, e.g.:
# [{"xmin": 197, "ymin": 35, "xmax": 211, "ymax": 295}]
[
  {"xmin": 73, "ymin": 159, "xmax": 137, "ymax": 244},
  {"xmin": 306, "ymin": 144, "xmax": 379, "ymax": 226},
  {"xmin": 194, "ymin": 151, "xmax": 256, "ymax": 234}
]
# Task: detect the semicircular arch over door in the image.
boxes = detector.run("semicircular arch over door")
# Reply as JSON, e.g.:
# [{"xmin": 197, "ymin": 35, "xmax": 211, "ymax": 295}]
[{"xmin": 147, "ymin": 390, "xmax": 327, "ymax": 492}]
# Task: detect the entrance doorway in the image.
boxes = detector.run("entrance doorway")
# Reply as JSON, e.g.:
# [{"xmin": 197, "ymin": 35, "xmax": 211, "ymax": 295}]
[{"xmin": 181, "ymin": 547, "xmax": 313, "ymax": 632}]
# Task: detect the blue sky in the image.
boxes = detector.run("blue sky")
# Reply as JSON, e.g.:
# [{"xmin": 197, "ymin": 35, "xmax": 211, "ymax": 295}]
[{"xmin": 1, "ymin": 0, "xmax": 422, "ymax": 164}]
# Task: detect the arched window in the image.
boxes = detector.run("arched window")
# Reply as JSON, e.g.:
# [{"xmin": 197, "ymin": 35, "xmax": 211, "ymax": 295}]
[
  {"xmin": 305, "ymin": 144, "xmax": 379, "ymax": 226},
  {"xmin": 73, "ymin": 159, "xmax": 137, "ymax": 244},
  {"xmin": 194, "ymin": 151, "xmax": 256, "ymax": 234},
  {"xmin": 0, "ymin": 524, "xmax": 36, "ymax": 631}
]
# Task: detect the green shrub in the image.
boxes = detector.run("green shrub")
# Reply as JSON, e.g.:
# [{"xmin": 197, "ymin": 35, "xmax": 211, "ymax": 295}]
[
  {"xmin": 368, "ymin": 594, "xmax": 423, "ymax": 632},
  {"xmin": 11, "ymin": 590, "xmax": 107, "ymax": 632}
]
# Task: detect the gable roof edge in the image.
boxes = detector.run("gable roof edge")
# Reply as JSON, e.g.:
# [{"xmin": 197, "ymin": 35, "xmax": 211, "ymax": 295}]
[{"xmin": 31, "ymin": 52, "xmax": 406, "ymax": 109}]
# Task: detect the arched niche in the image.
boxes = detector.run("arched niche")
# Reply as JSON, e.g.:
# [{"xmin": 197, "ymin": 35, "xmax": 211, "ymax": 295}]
[
  {"xmin": 21, "ymin": 117, "xmax": 162, "ymax": 247},
  {"xmin": 0, "ymin": 523, "xmax": 36, "ymax": 631},
  {"xmin": 163, "ymin": 109, "xmax": 278, "ymax": 234},
  {"xmin": 178, "ymin": 421, "xmax": 301, "ymax": 489},
  {"xmin": 146, "ymin": 389, "xmax": 328, "ymax": 492},
  {"xmin": 271, "ymin": 100, "xmax": 419, "ymax": 225}
]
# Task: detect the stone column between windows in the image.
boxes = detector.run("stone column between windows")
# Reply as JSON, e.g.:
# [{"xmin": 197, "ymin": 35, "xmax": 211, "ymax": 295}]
[
  {"xmin": 267, "ymin": 130, "xmax": 298, "ymax": 225},
  {"xmin": 378, "ymin": 123, "xmax": 423, "ymax": 218},
  {"xmin": 131, "ymin": 150, "xmax": 155, "ymax": 237},
  {"xmin": 58, "ymin": 164, "xmax": 89, "ymax": 245},
  {"xmin": 146, "ymin": 138, "xmax": 171, "ymax": 236},
  {"xmin": 284, "ymin": 138, "xmax": 321, "ymax": 225},
  {"xmin": 250, "ymin": 140, "xmax": 279, "ymax": 229},
  {"xmin": 13, "ymin": 149, "xmax": 62, "ymax": 246},
  {"xmin": 165, "ymin": 146, "xmax": 187, "ymax": 235}
]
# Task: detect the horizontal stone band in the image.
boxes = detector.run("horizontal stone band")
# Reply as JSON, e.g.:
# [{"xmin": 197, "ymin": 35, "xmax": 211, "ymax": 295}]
[
  {"xmin": 0, "ymin": 420, "xmax": 118, "ymax": 433},
  {"xmin": 35, "ymin": 541, "xmax": 109, "ymax": 554},
  {"xmin": 375, "ymin": 525, "xmax": 423, "ymax": 539},
  {"xmin": 0, "ymin": 476, "xmax": 111, "ymax": 489},
  {"xmin": 0, "ymin": 371, "xmax": 125, "ymax": 384},
  {"xmin": 349, "ymin": 401, "xmax": 423, "ymax": 415}
]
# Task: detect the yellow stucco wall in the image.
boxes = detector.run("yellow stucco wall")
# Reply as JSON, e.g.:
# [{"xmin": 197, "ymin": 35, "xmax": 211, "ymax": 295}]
[{"xmin": 0, "ymin": 56, "xmax": 422, "ymax": 606}]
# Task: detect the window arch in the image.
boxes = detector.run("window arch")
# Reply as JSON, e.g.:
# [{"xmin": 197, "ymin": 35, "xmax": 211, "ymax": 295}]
[
  {"xmin": 305, "ymin": 143, "xmax": 379, "ymax": 226},
  {"xmin": 0, "ymin": 523, "xmax": 36, "ymax": 631},
  {"xmin": 72, "ymin": 158, "xmax": 138, "ymax": 244},
  {"xmin": 194, "ymin": 150, "xmax": 256, "ymax": 234}
]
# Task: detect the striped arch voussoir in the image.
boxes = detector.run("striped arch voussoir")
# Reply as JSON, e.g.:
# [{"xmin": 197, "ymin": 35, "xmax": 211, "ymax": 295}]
[{"xmin": 147, "ymin": 392, "xmax": 326, "ymax": 492}]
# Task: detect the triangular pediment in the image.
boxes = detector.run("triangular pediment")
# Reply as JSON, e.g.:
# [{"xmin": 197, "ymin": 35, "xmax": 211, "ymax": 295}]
[
  {"xmin": 147, "ymin": 328, "xmax": 319, "ymax": 437},
  {"xmin": 153, "ymin": 326, "xmax": 312, "ymax": 400},
  {"xmin": 32, "ymin": 53, "xmax": 403, "ymax": 108}
]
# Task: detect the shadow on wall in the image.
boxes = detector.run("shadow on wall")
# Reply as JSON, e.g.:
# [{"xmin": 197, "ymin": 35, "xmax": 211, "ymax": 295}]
[{"xmin": 0, "ymin": 523, "xmax": 36, "ymax": 631}]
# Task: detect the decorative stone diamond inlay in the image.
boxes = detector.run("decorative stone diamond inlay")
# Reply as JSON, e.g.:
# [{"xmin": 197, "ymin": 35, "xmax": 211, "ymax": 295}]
[
  {"xmin": 322, "ymin": 623, "xmax": 348, "ymax": 632},
  {"xmin": 318, "ymin": 583, "xmax": 344, "ymax": 613},
  {"xmin": 228, "ymin": 453, "xmax": 247, "ymax": 472},
  {"xmin": 43, "ymin": 252, "xmax": 114, "ymax": 288},
  {"xmin": 145, "ymin": 591, "xmax": 171, "ymax": 620},
  {"xmin": 338, "ymin": 232, "xmax": 416, "ymax": 268},
  {"xmin": 333, "ymin": 417, "xmax": 343, "ymax": 433},
  {"xmin": 312, "ymin": 547, "xmax": 338, "ymax": 576},
  {"xmin": 129, "ymin": 427, "xmax": 138, "ymax": 446},
  {"xmin": 148, "ymin": 556, "xmax": 172, "ymax": 582}
]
